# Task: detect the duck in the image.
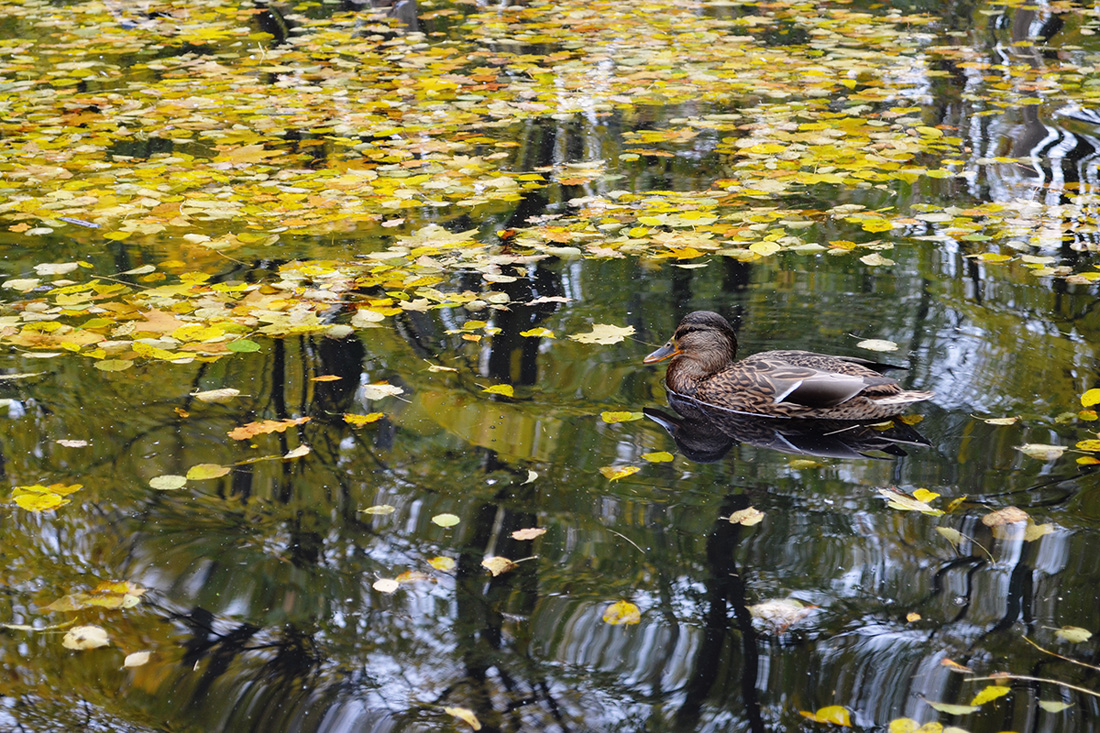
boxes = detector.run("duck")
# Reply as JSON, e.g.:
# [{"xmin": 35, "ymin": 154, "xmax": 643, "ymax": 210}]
[{"xmin": 644, "ymin": 311, "xmax": 933, "ymax": 420}]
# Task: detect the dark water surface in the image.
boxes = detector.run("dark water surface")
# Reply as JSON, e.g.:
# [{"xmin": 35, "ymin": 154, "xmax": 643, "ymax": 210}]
[{"xmin": 4, "ymin": 1, "xmax": 1100, "ymax": 732}]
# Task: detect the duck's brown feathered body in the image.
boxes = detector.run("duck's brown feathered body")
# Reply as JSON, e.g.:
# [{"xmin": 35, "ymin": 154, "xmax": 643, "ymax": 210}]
[{"xmin": 644, "ymin": 311, "xmax": 932, "ymax": 420}]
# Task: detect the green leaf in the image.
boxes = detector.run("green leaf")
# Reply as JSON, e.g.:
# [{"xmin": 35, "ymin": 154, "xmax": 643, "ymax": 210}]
[{"xmin": 227, "ymin": 339, "xmax": 261, "ymax": 353}]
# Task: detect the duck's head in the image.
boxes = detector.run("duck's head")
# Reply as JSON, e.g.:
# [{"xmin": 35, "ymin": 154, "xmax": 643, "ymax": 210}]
[{"xmin": 643, "ymin": 310, "xmax": 738, "ymax": 373}]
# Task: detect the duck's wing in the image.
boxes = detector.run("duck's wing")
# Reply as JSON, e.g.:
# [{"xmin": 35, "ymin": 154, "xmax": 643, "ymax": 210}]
[{"xmin": 740, "ymin": 356, "xmax": 900, "ymax": 409}]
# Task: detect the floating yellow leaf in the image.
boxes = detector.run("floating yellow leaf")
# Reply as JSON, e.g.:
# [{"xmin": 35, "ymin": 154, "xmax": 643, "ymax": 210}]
[
  {"xmin": 482, "ymin": 384, "xmax": 514, "ymax": 397},
  {"xmin": 912, "ymin": 488, "xmax": 940, "ymax": 503},
  {"xmin": 599, "ymin": 465, "xmax": 640, "ymax": 481},
  {"xmin": 360, "ymin": 504, "xmax": 395, "ymax": 515},
  {"xmin": 191, "ymin": 388, "xmax": 240, "ymax": 403},
  {"xmin": 519, "ymin": 327, "xmax": 555, "ymax": 338},
  {"xmin": 924, "ymin": 701, "xmax": 978, "ymax": 715},
  {"xmin": 642, "ymin": 451, "xmax": 674, "ymax": 463},
  {"xmin": 798, "ymin": 706, "xmax": 851, "ymax": 726},
  {"xmin": 344, "ymin": 412, "xmax": 384, "ymax": 426},
  {"xmin": 432, "ymin": 513, "xmax": 461, "ymax": 528},
  {"xmin": 427, "ymin": 556, "xmax": 456, "ymax": 571},
  {"xmin": 149, "ymin": 475, "xmax": 187, "ymax": 491},
  {"xmin": 481, "ymin": 556, "xmax": 518, "ymax": 576},
  {"xmin": 602, "ymin": 600, "xmax": 641, "ymax": 625},
  {"xmin": 727, "ymin": 507, "xmax": 765, "ymax": 526},
  {"xmin": 123, "ymin": 651, "xmax": 152, "ymax": 668},
  {"xmin": 1082, "ymin": 388, "xmax": 1100, "ymax": 407},
  {"xmin": 1016, "ymin": 443, "xmax": 1065, "ymax": 460},
  {"xmin": 359, "ymin": 383, "xmax": 404, "ymax": 400},
  {"xmin": 1075, "ymin": 439, "xmax": 1100, "ymax": 452},
  {"xmin": 511, "ymin": 528, "xmax": 547, "ymax": 541},
  {"xmin": 568, "ymin": 323, "xmax": 635, "ymax": 345},
  {"xmin": 877, "ymin": 488, "xmax": 943, "ymax": 516},
  {"xmin": 600, "ymin": 411, "xmax": 642, "ymax": 423},
  {"xmin": 62, "ymin": 625, "xmax": 109, "ymax": 650},
  {"xmin": 970, "ymin": 684, "xmax": 1011, "ymax": 706},
  {"xmin": 1055, "ymin": 625, "xmax": 1092, "ymax": 643},
  {"xmin": 444, "ymin": 706, "xmax": 482, "ymax": 731},
  {"xmin": 856, "ymin": 338, "xmax": 897, "ymax": 352},
  {"xmin": 186, "ymin": 464, "xmax": 230, "ymax": 480}
]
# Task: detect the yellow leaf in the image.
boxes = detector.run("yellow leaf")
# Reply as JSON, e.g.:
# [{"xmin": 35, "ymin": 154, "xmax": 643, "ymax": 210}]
[
  {"xmin": 444, "ymin": 706, "xmax": 482, "ymax": 731},
  {"xmin": 601, "ymin": 411, "xmax": 642, "ymax": 423},
  {"xmin": 344, "ymin": 412, "xmax": 384, "ymax": 426},
  {"xmin": 483, "ymin": 384, "xmax": 514, "ymax": 397},
  {"xmin": 727, "ymin": 507, "xmax": 765, "ymax": 526},
  {"xmin": 599, "ymin": 465, "xmax": 640, "ymax": 481},
  {"xmin": 568, "ymin": 323, "xmax": 635, "ymax": 345},
  {"xmin": 642, "ymin": 451, "xmax": 674, "ymax": 463},
  {"xmin": 1055, "ymin": 625, "xmax": 1092, "ymax": 643},
  {"xmin": 481, "ymin": 556, "xmax": 517, "ymax": 576},
  {"xmin": 749, "ymin": 241, "xmax": 781, "ymax": 256},
  {"xmin": 799, "ymin": 705, "xmax": 851, "ymax": 726},
  {"xmin": 519, "ymin": 327, "xmax": 555, "ymax": 338},
  {"xmin": 970, "ymin": 684, "xmax": 1011, "ymax": 706},
  {"xmin": 13, "ymin": 493, "xmax": 68, "ymax": 512},
  {"xmin": 62, "ymin": 625, "xmax": 109, "ymax": 650},
  {"xmin": 602, "ymin": 600, "xmax": 641, "ymax": 625},
  {"xmin": 427, "ymin": 556, "xmax": 456, "ymax": 571},
  {"xmin": 912, "ymin": 488, "xmax": 940, "ymax": 503},
  {"xmin": 186, "ymin": 464, "xmax": 230, "ymax": 480},
  {"xmin": 1075, "ymin": 439, "xmax": 1100, "ymax": 452},
  {"xmin": 432, "ymin": 513, "xmax": 460, "ymax": 528},
  {"xmin": 1082, "ymin": 388, "xmax": 1100, "ymax": 407}
]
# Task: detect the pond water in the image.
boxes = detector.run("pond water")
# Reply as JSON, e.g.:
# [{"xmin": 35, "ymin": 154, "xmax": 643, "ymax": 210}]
[{"xmin": 3, "ymin": 0, "xmax": 1100, "ymax": 731}]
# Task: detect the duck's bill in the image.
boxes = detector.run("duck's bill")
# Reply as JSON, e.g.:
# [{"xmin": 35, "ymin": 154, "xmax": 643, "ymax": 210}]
[{"xmin": 643, "ymin": 343, "xmax": 680, "ymax": 363}]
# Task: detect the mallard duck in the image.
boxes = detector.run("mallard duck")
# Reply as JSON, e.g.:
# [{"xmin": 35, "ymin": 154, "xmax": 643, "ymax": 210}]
[{"xmin": 644, "ymin": 311, "xmax": 933, "ymax": 420}]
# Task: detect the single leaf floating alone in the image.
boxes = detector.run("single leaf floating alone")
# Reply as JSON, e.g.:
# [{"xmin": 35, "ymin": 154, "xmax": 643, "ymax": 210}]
[
  {"xmin": 600, "ymin": 411, "xmax": 643, "ymax": 423},
  {"xmin": 982, "ymin": 506, "xmax": 1029, "ymax": 527},
  {"xmin": 924, "ymin": 701, "xmax": 979, "ymax": 715},
  {"xmin": 600, "ymin": 465, "xmax": 640, "ymax": 481},
  {"xmin": 444, "ymin": 706, "xmax": 482, "ymax": 731},
  {"xmin": 1016, "ymin": 443, "xmax": 1066, "ymax": 460},
  {"xmin": 523, "ymin": 470, "xmax": 538, "ymax": 484},
  {"xmin": 1075, "ymin": 439, "xmax": 1100, "ymax": 452},
  {"xmin": 123, "ymin": 651, "xmax": 152, "ymax": 668},
  {"xmin": 56, "ymin": 439, "xmax": 89, "ymax": 448},
  {"xmin": 936, "ymin": 527, "xmax": 964, "ymax": 545},
  {"xmin": 970, "ymin": 684, "xmax": 1011, "ymax": 706},
  {"xmin": 227, "ymin": 416, "xmax": 310, "ymax": 440},
  {"xmin": 482, "ymin": 556, "xmax": 518, "ymax": 577},
  {"xmin": 372, "ymin": 579, "xmax": 399, "ymax": 594},
  {"xmin": 747, "ymin": 599, "xmax": 816, "ymax": 633},
  {"xmin": 191, "ymin": 388, "xmax": 241, "ymax": 403},
  {"xmin": 798, "ymin": 706, "xmax": 851, "ymax": 727},
  {"xmin": 62, "ymin": 625, "xmax": 110, "ymax": 651},
  {"xmin": 860, "ymin": 252, "xmax": 895, "ymax": 266},
  {"xmin": 727, "ymin": 507, "xmax": 765, "ymax": 526},
  {"xmin": 983, "ymin": 416, "xmax": 1019, "ymax": 425},
  {"xmin": 602, "ymin": 600, "xmax": 642, "ymax": 626},
  {"xmin": 511, "ymin": 528, "xmax": 547, "ymax": 541},
  {"xmin": 283, "ymin": 445, "xmax": 311, "ymax": 459},
  {"xmin": 427, "ymin": 364, "xmax": 458, "ymax": 373},
  {"xmin": 1082, "ymin": 388, "xmax": 1100, "ymax": 408},
  {"xmin": 427, "ymin": 556, "xmax": 456, "ymax": 572},
  {"xmin": 311, "ymin": 375, "xmax": 342, "ymax": 382},
  {"xmin": 1055, "ymin": 625, "xmax": 1093, "ymax": 643},
  {"xmin": 186, "ymin": 464, "xmax": 231, "ymax": 480},
  {"xmin": 568, "ymin": 323, "xmax": 636, "ymax": 345},
  {"xmin": 432, "ymin": 513, "xmax": 461, "ymax": 528},
  {"xmin": 360, "ymin": 504, "xmax": 395, "ymax": 515},
  {"xmin": 360, "ymin": 383, "xmax": 404, "ymax": 400},
  {"xmin": 482, "ymin": 384, "xmax": 514, "ymax": 397},
  {"xmin": 149, "ymin": 475, "xmax": 187, "ymax": 491},
  {"xmin": 642, "ymin": 451, "xmax": 674, "ymax": 463},
  {"xmin": 906, "ymin": 612, "xmax": 921, "ymax": 622},
  {"xmin": 344, "ymin": 412, "xmax": 384, "ymax": 426},
  {"xmin": 788, "ymin": 458, "xmax": 823, "ymax": 470},
  {"xmin": 1039, "ymin": 700, "xmax": 1073, "ymax": 713},
  {"xmin": 519, "ymin": 327, "xmax": 555, "ymax": 338},
  {"xmin": 940, "ymin": 658, "xmax": 973, "ymax": 673},
  {"xmin": 856, "ymin": 338, "xmax": 898, "ymax": 352},
  {"xmin": 226, "ymin": 339, "xmax": 261, "ymax": 353}
]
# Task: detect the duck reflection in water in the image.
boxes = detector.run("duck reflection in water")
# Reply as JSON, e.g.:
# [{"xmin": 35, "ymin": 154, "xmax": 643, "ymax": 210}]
[
  {"xmin": 643, "ymin": 311, "xmax": 932, "ymax": 461},
  {"xmin": 645, "ymin": 393, "xmax": 929, "ymax": 462}
]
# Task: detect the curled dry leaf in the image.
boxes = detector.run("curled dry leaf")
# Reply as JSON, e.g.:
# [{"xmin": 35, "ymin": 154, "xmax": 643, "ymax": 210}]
[
  {"xmin": 940, "ymin": 658, "xmax": 973, "ymax": 673},
  {"xmin": 360, "ymin": 504, "xmax": 395, "ymax": 515},
  {"xmin": 1016, "ymin": 443, "xmax": 1065, "ymax": 461},
  {"xmin": 983, "ymin": 416, "xmax": 1018, "ymax": 425},
  {"xmin": 359, "ymin": 383, "xmax": 404, "ymax": 400},
  {"xmin": 283, "ymin": 444, "xmax": 311, "ymax": 459},
  {"xmin": 523, "ymin": 470, "xmax": 538, "ymax": 484},
  {"xmin": 123, "ymin": 651, "xmax": 152, "ymax": 668},
  {"xmin": 481, "ymin": 556, "xmax": 517, "ymax": 577},
  {"xmin": 62, "ymin": 625, "xmax": 109, "ymax": 650},
  {"xmin": 798, "ymin": 706, "xmax": 851, "ymax": 727},
  {"xmin": 444, "ymin": 706, "xmax": 482, "ymax": 731},
  {"xmin": 191, "ymin": 388, "xmax": 240, "ymax": 403},
  {"xmin": 228, "ymin": 416, "xmax": 310, "ymax": 440}
]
